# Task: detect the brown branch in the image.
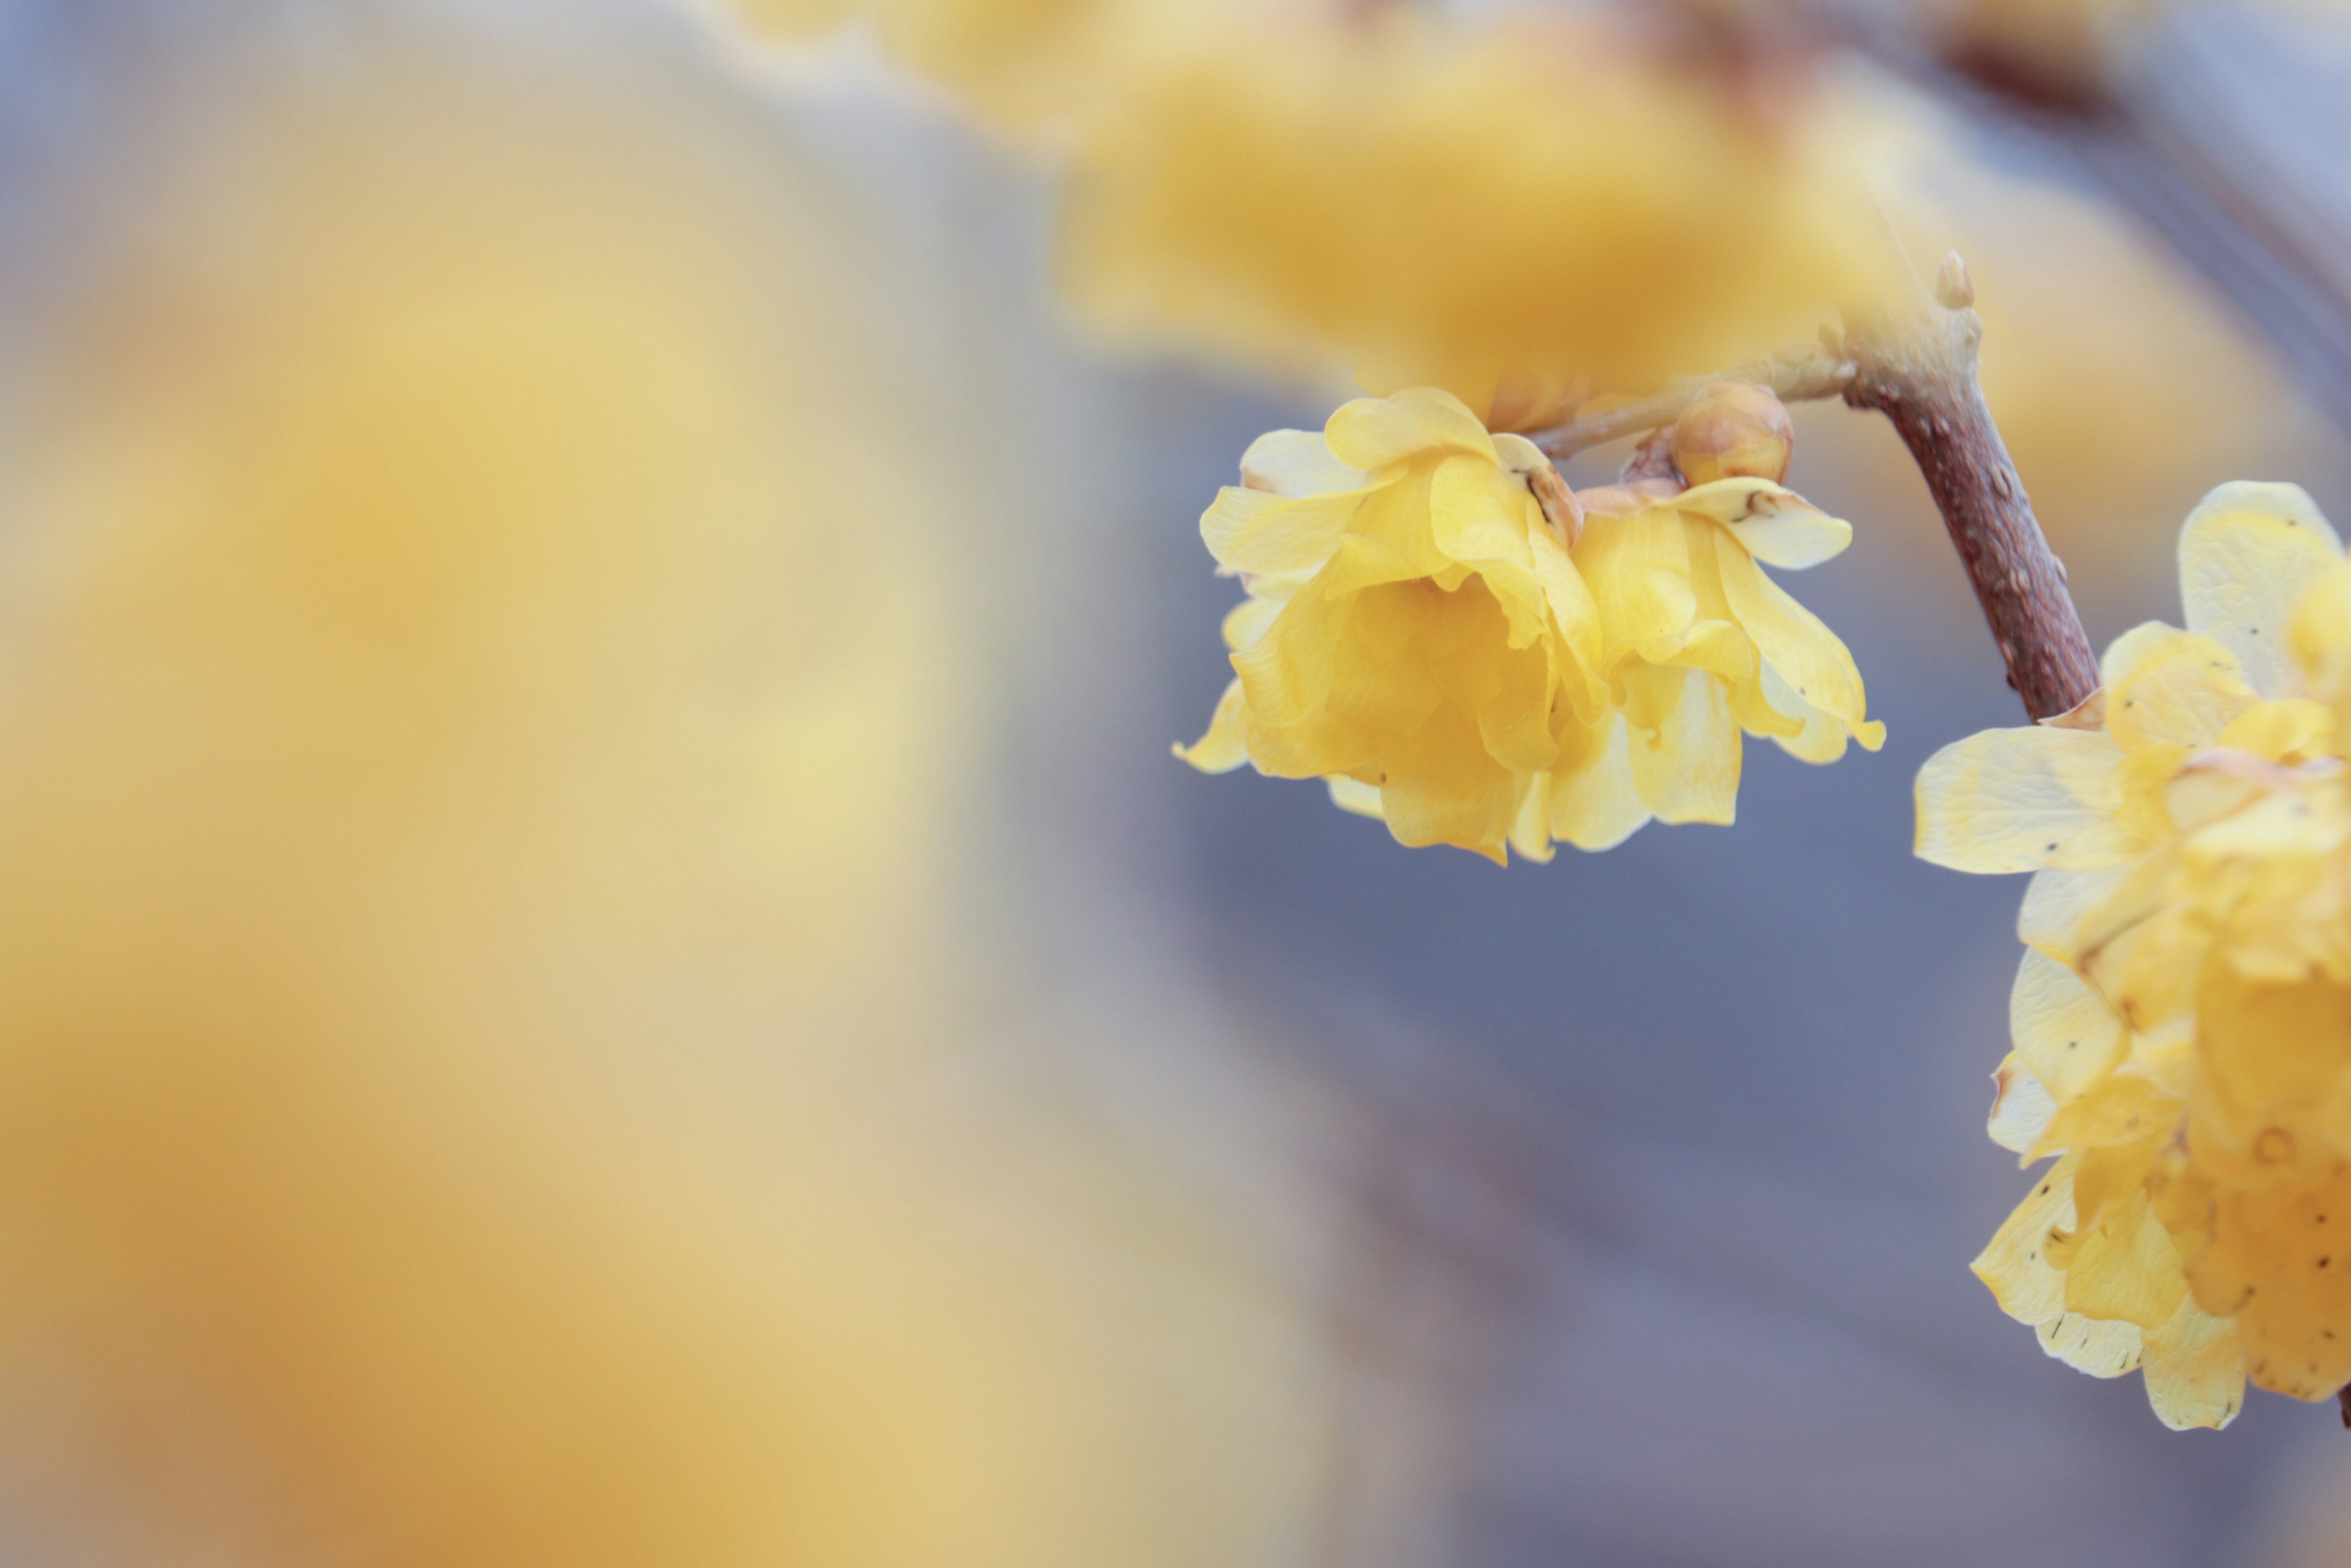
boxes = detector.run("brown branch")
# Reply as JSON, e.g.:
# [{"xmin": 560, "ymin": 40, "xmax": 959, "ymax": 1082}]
[
  {"xmin": 1531, "ymin": 346, "xmax": 1855, "ymax": 460},
  {"xmin": 1840, "ymin": 252, "xmax": 2101, "ymax": 720},
  {"xmin": 1531, "ymin": 258, "xmax": 2098, "ymax": 719}
]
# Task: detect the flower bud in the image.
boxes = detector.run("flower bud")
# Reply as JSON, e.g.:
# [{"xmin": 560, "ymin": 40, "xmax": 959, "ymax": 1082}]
[{"xmin": 1670, "ymin": 381, "xmax": 1794, "ymax": 486}]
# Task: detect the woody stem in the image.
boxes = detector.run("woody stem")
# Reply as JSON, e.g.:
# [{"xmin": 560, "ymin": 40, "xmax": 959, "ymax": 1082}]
[
  {"xmin": 1531, "ymin": 260, "xmax": 2102, "ymax": 722},
  {"xmin": 1839, "ymin": 256, "xmax": 2102, "ymax": 721}
]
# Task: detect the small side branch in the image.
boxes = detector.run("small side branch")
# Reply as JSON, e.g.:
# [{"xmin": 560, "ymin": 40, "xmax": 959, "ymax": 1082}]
[
  {"xmin": 1530, "ymin": 257, "xmax": 2100, "ymax": 721},
  {"xmin": 1840, "ymin": 258, "xmax": 2101, "ymax": 719},
  {"xmin": 1531, "ymin": 347, "xmax": 1856, "ymax": 461}
]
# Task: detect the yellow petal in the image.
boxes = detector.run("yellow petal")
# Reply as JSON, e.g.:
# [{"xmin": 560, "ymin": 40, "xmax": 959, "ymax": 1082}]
[
  {"xmin": 2018, "ymin": 861, "xmax": 2138, "ymax": 964},
  {"xmin": 1529, "ymin": 517, "xmax": 1607, "ymax": 717},
  {"xmin": 1428, "ymin": 453, "xmax": 1535, "ymax": 572},
  {"xmin": 1973, "ymin": 1153, "xmax": 2080, "ymax": 1326},
  {"xmin": 2064, "ymin": 1187, "xmax": 2189, "ymax": 1331},
  {"xmin": 1621, "ymin": 663, "xmax": 1741, "ymax": 825},
  {"xmin": 1712, "ymin": 540, "xmax": 1868, "ymax": 725},
  {"xmin": 1753, "ymin": 662, "xmax": 1883, "ymax": 762},
  {"xmin": 1239, "ymin": 427, "xmax": 1367, "ymax": 498},
  {"xmin": 1323, "ymin": 388, "xmax": 1496, "ymax": 473},
  {"xmin": 2176, "ymin": 480, "xmax": 2343, "ymax": 699},
  {"xmin": 2290, "ymin": 560, "xmax": 2351, "ymax": 716},
  {"xmin": 1674, "ymin": 479, "xmax": 1853, "ymax": 570},
  {"xmin": 2216, "ymin": 696, "xmax": 2336, "ymax": 763},
  {"xmin": 1233, "ymin": 580, "xmax": 1348, "ymax": 728},
  {"xmin": 1547, "ymin": 715, "xmax": 1652, "ymax": 852},
  {"xmin": 1913, "ymin": 724, "xmax": 2126, "ymax": 874},
  {"xmin": 1200, "ymin": 484, "xmax": 1365, "ymax": 578},
  {"xmin": 2009, "ymin": 948, "xmax": 2129, "ymax": 1105},
  {"xmin": 1376, "ymin": 700, "xmax": 1521, "ymax": 862},
  {"xmin": 1989, "ymin": 1052, "xmax": 2058, "ymax": 1158},
  {"xmin": 1174, "ymin": 680, "xmax": 1250, "ymax": 774},
  {"xmin": 1576, "ymin": 507, "xmax": 1695, "ymax": 656},
  {"xmin": 1507, "ymin": 774, "xmax": 1556, "ymax": 865},
  {"xmin": 2036, "ymin": 1311, "xmax": 2145, "ymax": 1379},
  {"xmin": 1325, "ymin": 774, "xmax": 1385, "ymax": 819},
  {"xmin": 2031, "ymin": 1070, "xmax": 2177, "ymax": 1160},
  {"xmin": 2104, "ymin": 626, "xmax": 2257, "ymax": 754},
  {"xmin": 1640, "ymin": 618, "xmax": 1753, "ymax": 688},
  {"xmin": 2140, "ymin": 1296, "xmax": 2245, "ymax": 1431},
  {"xmin": 1221, "ymin": 595, "xmax": 1282, "ymax": 653}
]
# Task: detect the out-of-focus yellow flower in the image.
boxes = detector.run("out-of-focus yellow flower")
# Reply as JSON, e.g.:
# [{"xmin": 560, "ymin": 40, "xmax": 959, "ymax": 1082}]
[
  {"xmin": 724, "ymin": 2, "xmax": 1888, "ymax": 399},
  {"xmin": 0, "ymin": 26, "xmax": 1329, "ymax": 1564},
  {"xmin": 1919, "ymin": 481, "xmax": 2351, "ymax": 1426},
  {"xmin": 1060, "ymin": 15, "xmax": 1884, "ymax": 397},
  {"xmin": 1182, "ymin": 389, "xmax": 1881, "ymax": 862}
]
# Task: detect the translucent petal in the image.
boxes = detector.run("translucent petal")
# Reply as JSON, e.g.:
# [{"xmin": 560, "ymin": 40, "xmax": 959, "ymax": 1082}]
[
  {"xmin": 1973, "ymin": 1153, "xmax": 2079, "ymax": 1326},
  {"xmin": 1638, "ymin": 618, "xmax": 1753, "ymax": 688},
  {"xmin": 1475, "ymin": 639, "xmax": 1562, "ymax": 775},
  {"xmin": 1200, "ymin": 484, "xmax": 1364, "ymax": 578},
  {"xmin": 1174, "ymin": 680, "xmax": 1250, "ymax": 775},
  {"xmin": 1547, "ymin": 715, "xmax": 1652, "ymax": 852},
  {"xmin": 1377, "ymin": 700, "xmax": 1521, "ymax": 863},
  {"xmin": 1221, "ymin": 595, "xmax": 1282, "ymax": 653},
  {"xmin": 2290, "ymin": 560, "xmax": 2351, "ymax": 716},
  {"xmin": 2019, "ymin": 860, "xmax": 2140, "ymax": 964},
  {"xmin": 1325, "ymin": 775, "xmax": 1385, "ymax": 819},
  {"xmin": 1239, "ymin": 427, "xmax": 1367, "ymax": 498},
  {"xmin": 1989, "ymin": 1052, "xmax": 2058, "ymax": 1158},
  {"xmin": 1529, "ymin": 518, "xmax": 1606, "ymax": 715},
  {"xmin": 2064, "ymin": 1187, "xmax": 2189, "ymax": 1331},
  {"xmin": 1318, "ymin": 531, "xmax": 1433, "ymax": 601},
  {"xmin": 1488, "ymin": 432, "xmax": 1553, "ymax": 476},
  {"xmin": 2216, "ymin": 697, "xmax": 2337, "ymax": 763},
  {"xmin": 1714, "ymin": 541, "xmax": 1867, "ymax": 724},
  {"xmin": 2141, "ymin": 1296, "xmax": 2245, "ymax": 1431},
  {"xmin": 1506, "ymin": 775, "xmax": 1555, "ymax": 865},
  {"xmin": 1671, "ymin": 479, "xmax": 1853, "ymax": 569},
  {"xmin": 2177, "ymin": 480, "xmax": 2343, "ymax": 699},
  {"xmin": 2104, "ymin": 627, "xmax": 2257, "ymax": 754},
  {"xmin": 1914, "ymin": 724, "xmax": 2126, "ymax": 874},
  {"xmin": 1622, "ymin": 663, "xmax": 1739, "ymax": 825},
  {"xmin": 2011, "ymin": 948, "xmax": 2129, "ymax": 1104},
  {"xmin": 1429, "ymin": 454, "xmax": 1536, "ymax": 574},
  {"xmin": 2031, "ymin": 1071, "xmax": 2177, "ymax": 1160},
  {"xmin": 1324, "ymin": 387, "xmax": 1496, "ymax": 473},
  {"xmin": 1233, "ymin": 583, "xmax": 1348, "ymax": 727},
  {"xmin": 2036, "ymin": 1312, "xmax": 2145, "ymax": 1378},
  {"xmin": 1577, "ymin": 507, "xmax": 1695, "ymax": 656}
]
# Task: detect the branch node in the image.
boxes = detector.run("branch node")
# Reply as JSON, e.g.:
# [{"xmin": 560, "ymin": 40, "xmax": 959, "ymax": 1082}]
[{"xmin": 1935, "ymin": 250, "xmax": 1976, "ymax": 310}]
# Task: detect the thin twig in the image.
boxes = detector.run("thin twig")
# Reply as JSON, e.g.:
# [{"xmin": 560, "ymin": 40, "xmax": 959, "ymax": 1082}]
[
  {"xmin": 1529, "ymin": 250, "xmax": 2099, "ymax": 718},
  {"xmin": 1529, "ymin": 346, "xmax": 1856, "ymax": 460}
]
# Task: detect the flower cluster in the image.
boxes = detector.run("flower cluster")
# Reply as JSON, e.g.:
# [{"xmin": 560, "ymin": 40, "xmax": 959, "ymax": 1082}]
[
  {"xmin": 1180, "ymin": 388, "xmax": 1881, "ymax": 863},
  {"xmin": 1918, "ymin": 482, "xmax": 2351, "ymax": 1427},
  {"xmin": 728, "ymin": 2, "xmax": 1887, "ymax": 402}
]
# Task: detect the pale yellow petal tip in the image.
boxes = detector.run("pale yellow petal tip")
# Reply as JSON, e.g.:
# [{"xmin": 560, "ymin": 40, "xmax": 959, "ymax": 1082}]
[
  {"xmin": 1324, "ymin": 775, "xmax": 1385, "ymax": 820},
  {"xmin": 1853, "ymin": 718, "xmax": 1887, "ymax": 753},
  {"xmin": 1172, "ymin": 738, "xmax": 1243, "ymax": 775}
]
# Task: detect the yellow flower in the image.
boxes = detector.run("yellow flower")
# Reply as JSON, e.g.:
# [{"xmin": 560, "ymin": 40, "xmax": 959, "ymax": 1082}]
[
  {"xmin": 1918, "ymin": 481, "xmax": 2351, "ymax": 1427},
  {"xmin": 1061, "ymin": 15, "xmax": 1885, "ymax": 397},
  {"xmin": 730, "ymin": 2, "xmax": 1889, "ymax": 397},
  {"xmin": 1566, "ymin": 478, "xmax": 1886, "ymax": 824},
  {"xmin": 1180, "ymin": 389, "xmax": 1883, "ymax": 863}
]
